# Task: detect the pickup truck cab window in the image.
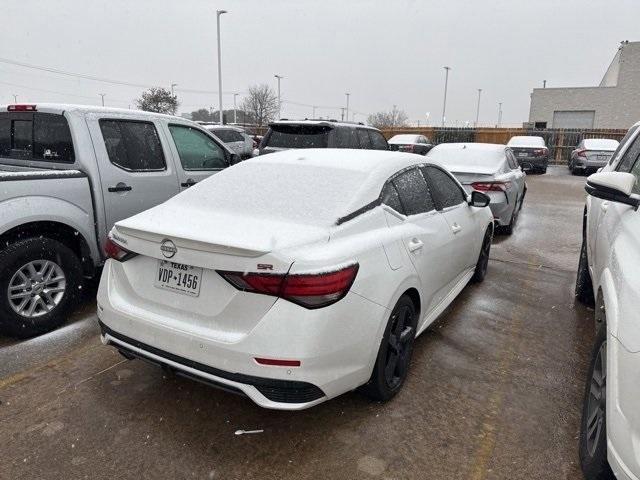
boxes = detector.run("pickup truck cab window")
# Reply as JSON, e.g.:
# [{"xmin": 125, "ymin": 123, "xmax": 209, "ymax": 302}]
[
  {"xmin": 99, "ymin": 119, "xmax": 166, "ymax": 172},
  {"xmin": 0, "ymin": 112, "xmax": 75, "ymax": 163},
  {"xmin": 168, "ymin": 125, "xmax": 227, "ymax": 170}
]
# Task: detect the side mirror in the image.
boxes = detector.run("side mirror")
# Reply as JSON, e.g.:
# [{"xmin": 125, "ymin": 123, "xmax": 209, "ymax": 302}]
[
  {"xmin": 229, "ymin": 153, "xmax": 241, "ymax": 165},
  {"xmin": 585, "ymin": 171, "xmax": 639, "ymax": 210},
  {"xmin": 469, "ymin": 190, "xmax": 490, "ymax": 208}
]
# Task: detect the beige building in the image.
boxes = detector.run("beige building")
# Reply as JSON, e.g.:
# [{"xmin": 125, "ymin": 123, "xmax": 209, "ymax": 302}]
[{"xmin": 528, "ymin": 41, "xmax": 640, "ymax": 129}]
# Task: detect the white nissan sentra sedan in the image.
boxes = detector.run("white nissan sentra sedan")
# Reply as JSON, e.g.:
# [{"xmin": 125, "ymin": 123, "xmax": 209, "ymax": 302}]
[{"xmin": 97, "ymin": 149, "xmax": 494, "ymax": 410}]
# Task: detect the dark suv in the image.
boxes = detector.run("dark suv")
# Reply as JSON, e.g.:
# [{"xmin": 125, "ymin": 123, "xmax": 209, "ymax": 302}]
[{"xmin": 259, "ymin": 120, "xmax": 389, "ymax": 155}]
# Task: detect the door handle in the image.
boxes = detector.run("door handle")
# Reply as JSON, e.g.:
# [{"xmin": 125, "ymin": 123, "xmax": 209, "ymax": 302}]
[
  {"xmin": 600, "ymin": 201, "xmax": 609, "ymax": 213},
  {"xmin": 181, "ymin": 178, "xmax": 197, "ymax": 188},
  {"xmin": 108, "ymin": 182, "xmax": 132, "ymax": 193},
  {"xmin": 451, "ymin": 223, "xmax": 462, "ymax": 234},
  {"xmin": 408, "ymin": 238, "xmax": 424, "ymax": 252}
]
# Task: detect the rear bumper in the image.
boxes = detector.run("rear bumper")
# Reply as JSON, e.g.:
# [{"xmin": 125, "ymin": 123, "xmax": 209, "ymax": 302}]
[
  {"xmin": 96, "ymin": 260, "xmax": 388, "ymax": 410},
  {"xmin": 100, "ymin": 321, "xmax": 326, "ymax": 406},
  {"xmin": 572, "ymin": 159, "xmax": 608, "ymax": 170},
  {"xmin": 516, "ymin": 157, "xmax": 548, "ymax": 171}
]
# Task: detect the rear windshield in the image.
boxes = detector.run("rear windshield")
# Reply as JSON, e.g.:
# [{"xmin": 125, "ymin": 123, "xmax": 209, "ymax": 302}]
[
  {"xmin": 583, "ymin": 139, "xmax": 619, "ymax": 151},
  {"xmin": 179, "ymin": 161, "xmax": 367, "ymax": 226},
  {"xmin": 0, "ymin": 112, "xmax": 75, "ymax": 163},
  {"xmin": 209, "ymin": 128, "xmax": 244, "ymax": 143},
  {"xmin": 507, "ymin": 136, "xmax": 545, "ymax": 148},
  {"xmin": 264, "ymin": 125, "xmax": 331, "ymax": 149}
]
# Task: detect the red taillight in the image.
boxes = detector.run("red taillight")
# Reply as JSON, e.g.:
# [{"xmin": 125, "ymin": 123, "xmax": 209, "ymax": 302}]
[
  {"xmin": 7, "ymin": 104, "xmax": 37, "ymax": 112},
  {"xmin": 218, "ymin": 264, "xmax": 359, "ymax": 309},
  {"xmin": 471, "ymin": 181, "xmax": 511, "ymax": 192},
  {"xmin": 576, "ymin": 148, "xmax": 587, "ymax": 158},
  {"xmin": 104, "ymin": 237, "xmax": 136, "ymax": 262},
  {"xmin": 532, "ymin": 148, "xmax": 548, "ymax": 157}
]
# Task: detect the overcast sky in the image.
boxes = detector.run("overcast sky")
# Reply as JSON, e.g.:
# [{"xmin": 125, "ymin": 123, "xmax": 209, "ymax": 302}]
[{"xmin": 2, "ymin": 0, "xmax": 639, "ymax": 126}]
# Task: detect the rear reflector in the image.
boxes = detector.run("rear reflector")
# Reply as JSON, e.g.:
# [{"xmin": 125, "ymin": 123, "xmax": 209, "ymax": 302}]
[
  {"xmin": 218, "ymin": 263, "xmax": 359, "ymax": 309},
  {"xmin": 7, "ymin": 104, "xmax": 37, "ymax": 112},
  {"xmin": 471, "ymin": 181, "xmax": 511, "ymax": 192},
  {"xmin": 255, "ymin": 357, "xmax": 301, "ymax": 367},
  {"xmin": 104, "ymin": 237, "xmax": 136, "ymax": 262}
]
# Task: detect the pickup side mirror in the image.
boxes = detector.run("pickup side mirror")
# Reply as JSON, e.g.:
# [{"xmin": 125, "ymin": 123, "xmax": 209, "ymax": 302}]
[
  {"xmin": 228, "ymin": 153, "xmax": 241, "ymax": 165},
  {"xmin": 469, "ymin": 190, "xmax": 491, "ymax": 208},
  {"xmin": 585, "ymin": 171, "xmax": 639, "ymax": 210}
]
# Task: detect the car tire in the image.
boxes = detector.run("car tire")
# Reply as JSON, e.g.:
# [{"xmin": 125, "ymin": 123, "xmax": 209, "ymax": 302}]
[
  {"xmin": 540, "ymin": 167, "xmax": 547, "ymax": 174},
  {"xmin": 502, "ymin": 198, "xmax": 519, "ymax": 235},
  {"xmin": 472, "ymin": 226, "xmax": 492, "ymax": 283},
  {"xmin": 0, "ymin": 237, "xmax": 82, "ymax": 338},
  {"xmin": 579, "ymin": 326, "xmax": 614, "ymax": 480},
  {"xmin": 361, "ymin": 295, "xmax": 417, "ymax": 402},
  {"xmin": 576, "ymin": 238, "xmax": 595, "ymax": 307}
]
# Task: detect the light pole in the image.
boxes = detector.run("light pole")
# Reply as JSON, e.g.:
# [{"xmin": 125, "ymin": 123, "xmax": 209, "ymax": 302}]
[
  {"xmin": 171, "ymin": 83, "xmax": 177, "ymax": 95},
  {"xmin": 340, "ymin": 108, "xmax": 345, "ymax": 121},
  {"xmin": 312, "ymin": 106, "xmax": 317, "ymax": 118},
  {"xmin": 233, "ymin": 93, "xmax": 238, "ymax": 124},
  {"xmin": 99, "ymin": 93, "xmax": 106, "ymax": 106},
  {"xmin": 274, "ymin": 74, "xmax": 284, "ymax": 119},
  {"xmin": 441, "ymin": 66, "xmax": 451, "ymax": 127},
  {"xmin": 216, "ymin": 9, "xmax": 227, "ymax": 125},
  {"xmin": 12, "ymin": 94, "xmax": 17, "ymax": 103},
  {"xmin": 345, "ymin": 93, "xmax": 350, "ymax": 121},
  {"xmin": 475, "ymin": 88, "xmax": 482, "ymax": 127},
  {"xmin": 497, "ymin": 102, "xmax": 503, "ymax": 127}
]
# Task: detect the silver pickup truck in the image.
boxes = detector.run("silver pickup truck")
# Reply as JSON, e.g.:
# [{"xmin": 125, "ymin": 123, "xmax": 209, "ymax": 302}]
[{"xmin": 0, "ymin": 103, "xmax": 238, "ymax": 337}]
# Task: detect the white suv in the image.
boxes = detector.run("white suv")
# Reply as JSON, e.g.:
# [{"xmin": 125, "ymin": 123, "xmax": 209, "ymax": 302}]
[{"xmin": 576, "ymin": 122, "xmax": 640, "ymax": 480}]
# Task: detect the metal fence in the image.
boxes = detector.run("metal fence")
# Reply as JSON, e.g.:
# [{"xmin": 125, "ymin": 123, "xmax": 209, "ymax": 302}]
[{"xmin": 381, "ymin": 127, "xmax": 628, "ymax": 164}]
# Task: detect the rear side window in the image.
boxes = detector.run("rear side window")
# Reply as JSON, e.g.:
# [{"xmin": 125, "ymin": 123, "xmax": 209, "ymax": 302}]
[
  {"xmin": 0, "ymin": 112, "xmax": 74, "ymax": 163},
  {"xmin": 392, "ymin": 168, "xmax": 435, "ymax": 215},
  {"xmin": 334, "ymin": 127, "xmax": 359, "ymax": 148},
  {"xmin": 357, "ymin": 129, "xmax": 371, "ymax": 149},
  {"xmin": 265, "ymin": 125, "xmax": 330, "ymax": 148},
  {"xmin": 422, "ymin": 166, "xmax": 466, "ymax": 210},
  {"xmin": 211, "ymin": 129, "xmax": 244, "ymax": 143},
  {"xmin": 369, "ymin": 130, "xmax": 389, "ymax": 150},
  {"xmin": 169, "ymin": 125, "xmax": 227, "ymax": 170},
  {"xmin": 100, "ymin": 120, "xmax": 166, "ymax": 171},
  {"xmin": 381, "ymin": 182, "xmax": 404, "ymax": 214}
]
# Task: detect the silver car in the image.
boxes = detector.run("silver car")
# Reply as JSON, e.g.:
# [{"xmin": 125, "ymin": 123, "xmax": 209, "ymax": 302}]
[
  {"xmin": 427, "ymin": 143, "xmax": 527, "ymax": 234},
  {"xmin": 202, "ymin": 125, "xmax": 254, "ymax": 160},
  {"xmin": 569, "ymin": 138, "xmax": 620, "ymax": 175}
]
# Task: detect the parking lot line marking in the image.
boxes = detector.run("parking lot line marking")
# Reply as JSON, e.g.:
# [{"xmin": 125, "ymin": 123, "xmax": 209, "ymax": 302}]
[
  {"xmin": 468, "ymin": 259, "xmax": 535, "ymax": 480},
  {"xmin": 56, "ymin": 358, "xmax": 128, "ymax": 395}
]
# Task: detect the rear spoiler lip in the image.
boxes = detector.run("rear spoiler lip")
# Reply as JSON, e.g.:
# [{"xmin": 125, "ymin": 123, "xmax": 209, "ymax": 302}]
[{"xmin": 113, "ymin": 225, "xmax": 270, "ymax": 258}]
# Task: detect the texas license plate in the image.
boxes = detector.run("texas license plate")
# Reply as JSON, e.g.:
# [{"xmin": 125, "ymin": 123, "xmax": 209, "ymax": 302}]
[
  {"xmin": 154, "ymin": 260, "xmax": 202, "ymax": 297},
  {"xmin": 597, "ymin": 155, "xmax": 608, "ymax": 161},
  {"xmin": 518, "ymin": 152, "xmax": 528, "ymax": 157}
]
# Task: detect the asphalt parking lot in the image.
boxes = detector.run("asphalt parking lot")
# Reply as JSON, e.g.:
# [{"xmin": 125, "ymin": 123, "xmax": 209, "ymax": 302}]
[{"xmin": 0, "ymin": 166, "xmax": 594, "ymax": 480}]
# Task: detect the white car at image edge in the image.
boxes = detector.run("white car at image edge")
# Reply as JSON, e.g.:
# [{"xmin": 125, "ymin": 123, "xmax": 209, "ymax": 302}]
[
  {"xmin": 97, "ymin": 149, "xmax": 494, "ymax": 410},
  {"xmin": 577, "ymin": 121, "xmax": 640, "ymax": 480}
]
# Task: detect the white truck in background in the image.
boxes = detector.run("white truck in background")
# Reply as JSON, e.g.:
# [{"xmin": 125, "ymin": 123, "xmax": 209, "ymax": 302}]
[{"xmin": 0, "ymin": 103, "xmax": 238, "ymax": 337}]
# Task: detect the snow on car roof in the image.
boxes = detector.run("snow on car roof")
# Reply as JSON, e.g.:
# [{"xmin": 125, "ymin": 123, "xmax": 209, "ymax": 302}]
[
  {"xmin": 426, "ymin": 143, "xmax": 506, "ymax": 174},
  {"xmin": 507, "ymin": 136, "xmax": 546, "ymax": 147},
  {"xmin": 583, "ymin": 138, "xmax": 619, "ymax": 151},
  {"xmin": 388, "ymin": 134, "xmax": 421, "ymax": 144},
  {"xmin": 144, "ymin": 149, "xmax": 432, "ymax": 228}
]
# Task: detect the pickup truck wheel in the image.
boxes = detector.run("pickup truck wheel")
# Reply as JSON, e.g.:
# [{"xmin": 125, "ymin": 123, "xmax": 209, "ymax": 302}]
[{"xmin": 0, "ymin": 238, "xmax": 82, "ymax": 338}]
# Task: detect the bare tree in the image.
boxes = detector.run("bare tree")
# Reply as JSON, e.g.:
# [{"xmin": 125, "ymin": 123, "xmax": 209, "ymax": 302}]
[
  {"xmin": 367, "ymin": 109, "xmax": 409, "ymax": 129},
  {"xmin": 240, "ymin": 84, "xmax": 278, "ymax": 126},
  {"xmin": 136, "ymin": 87, "xmax": 179, "ymax": 115}
]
